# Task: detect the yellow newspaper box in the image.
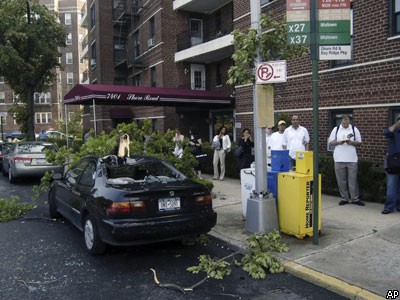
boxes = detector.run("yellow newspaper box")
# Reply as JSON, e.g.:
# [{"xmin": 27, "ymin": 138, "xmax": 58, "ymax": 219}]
[
  {"xmin": 278, "ymin": 172, "xmax": 321, "ymax": 239},
  {"xmin": 296, "ymin": 151, "xmax": 313, "ymax": 176}
]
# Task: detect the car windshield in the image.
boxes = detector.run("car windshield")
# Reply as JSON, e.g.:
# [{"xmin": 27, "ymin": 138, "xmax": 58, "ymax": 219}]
[
  {"xmin": 17, "ymin": 143, "xmax": 57, "ymax": 154},
  {"xmin": 106, "ymin": 159, "xmax": 186, "ymax": 184}
]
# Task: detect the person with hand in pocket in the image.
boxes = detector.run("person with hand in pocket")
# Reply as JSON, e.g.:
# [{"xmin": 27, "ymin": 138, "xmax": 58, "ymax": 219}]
[{"xmin": 212, "ymin": 126, "xmax": 231, "ymax": 180}]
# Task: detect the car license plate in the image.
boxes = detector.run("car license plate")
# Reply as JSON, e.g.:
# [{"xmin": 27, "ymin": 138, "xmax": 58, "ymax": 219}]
[
  {"xmin": 35, "ymin": 158, "xmax": 47, "ymax": 164},
  {"xmin": 158, "ymin": 197, "xmax": 180, "ymax": 212}
]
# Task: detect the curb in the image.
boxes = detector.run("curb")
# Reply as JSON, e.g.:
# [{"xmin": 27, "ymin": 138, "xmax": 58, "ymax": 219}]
[{"xmin": 284, "ymin": 261, "xmax": 385, "ymax": 300}]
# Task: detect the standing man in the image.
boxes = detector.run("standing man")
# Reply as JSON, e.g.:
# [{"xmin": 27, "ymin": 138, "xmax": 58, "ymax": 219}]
[
  {"xmin": 265, "ymin": 126, "xmax": 273, "ymax": 166},
  {"xmin": 328, "ymin": 115, "xmax": 364, "ymax": 206},
  {"xmin": 268, "ymin": 120, "xmax": 286, "ymax": 151},
  {"xmin": 382, "ymin": 117, "xmax": 400, "ymax": 214},
  {"xmin": 282, "ymin": 115, "xmax": 310, "ymax": 168}
]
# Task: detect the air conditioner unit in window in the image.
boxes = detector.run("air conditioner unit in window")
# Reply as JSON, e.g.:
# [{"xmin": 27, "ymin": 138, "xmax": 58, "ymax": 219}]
[
  {"xmin": 90, "ymin": 59, "xmax": 97, "ymax": 66},
  {"xmin": 147, "ymin": 38, "xmax": 155, "ymax": 48}
]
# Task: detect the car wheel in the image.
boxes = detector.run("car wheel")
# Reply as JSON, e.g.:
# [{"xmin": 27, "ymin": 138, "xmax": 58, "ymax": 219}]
[
  {"xmin": 48, "ymin": 188, "xmax": 61, "ymax": 219},
  {"xmin": 8, "ymin": 167, "xmax": 16, "ymax": 184},
  {"xmin": 84, "ymin": 215, "xmax": 106, "ymax": 255}
]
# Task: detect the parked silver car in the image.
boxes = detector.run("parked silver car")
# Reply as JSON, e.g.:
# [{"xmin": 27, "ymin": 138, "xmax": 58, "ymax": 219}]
[{"xmin": 2, "ymin": 141, "xmax": 62, "ymax": 183}]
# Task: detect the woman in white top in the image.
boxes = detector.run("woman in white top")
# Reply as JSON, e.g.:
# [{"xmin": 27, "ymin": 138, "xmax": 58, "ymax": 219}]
[{"xmin": 212, "ymin": 126, "xmax": 231, "ymax": 180}]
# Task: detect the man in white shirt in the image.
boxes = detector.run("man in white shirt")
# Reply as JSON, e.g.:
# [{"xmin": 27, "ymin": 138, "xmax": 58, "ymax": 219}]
[
  {"xmin": 265, "ymin": 126, "xmax": 273, "ymax": 165},
  {"xmin": 268, "ymin": 120, "xmax": 286, "ymax": 151},
  {"xmin": 328, "ymin": 115, "xmax": 364, "ymax": 206},
  {"xmin": 282, "ymin": 115, "xmax": 310, "ymax": 168}
]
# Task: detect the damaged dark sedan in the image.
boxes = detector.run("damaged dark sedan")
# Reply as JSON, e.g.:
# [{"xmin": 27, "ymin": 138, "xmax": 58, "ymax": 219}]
[{"xmin": 48, "ymin": 155, "xmax": 217, "ymax": 255}]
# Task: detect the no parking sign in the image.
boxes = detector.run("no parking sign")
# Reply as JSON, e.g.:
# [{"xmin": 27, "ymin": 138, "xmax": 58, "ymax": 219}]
[{"xmin": 256, "ymin": 60, "xmax": 287, "ymax": 84}]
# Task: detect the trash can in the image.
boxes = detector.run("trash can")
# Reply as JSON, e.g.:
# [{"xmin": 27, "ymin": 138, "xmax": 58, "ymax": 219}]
[
  {"xmin": 277, "ymin": 172, "xmax": 321, "ymax": 239},
  {"xmin": 271, "ymin": 150, "xmax": 290, "ymax": 172},
  {"xmin": 240, "ymin": 168, "xmax": 255, "ymax": 218}
]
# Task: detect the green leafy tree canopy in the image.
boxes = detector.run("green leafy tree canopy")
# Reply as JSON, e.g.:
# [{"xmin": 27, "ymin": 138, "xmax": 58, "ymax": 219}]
[
  {"xmin": 227, "ymin": 13, "xmax": 308, "ymax": 86},
  {"xmin": 0, "ymin": 0, "xmax": 66, "ymax": 140}
]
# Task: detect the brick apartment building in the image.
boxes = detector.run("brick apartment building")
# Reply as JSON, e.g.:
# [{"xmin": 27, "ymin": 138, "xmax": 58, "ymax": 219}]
[
  {"xmin": 78, "ymin": 0, "xmax": 235, "ymax": 141},
  {"xmin": 74, "ymin": 0, "xmax": 399, "ymax": 164},
  {"xmin": 233, "ymin": 0, "xmax": 400, "ymax": 164},
  {"xmin": 0, "ymin": 0, "xmax": 86, "ymax": 137}
]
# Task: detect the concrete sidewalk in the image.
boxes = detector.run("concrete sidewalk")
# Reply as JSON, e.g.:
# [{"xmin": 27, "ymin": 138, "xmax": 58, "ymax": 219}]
[{"xmin": 205, "ymin": 174, "xmax": 400, "ymax": 300}]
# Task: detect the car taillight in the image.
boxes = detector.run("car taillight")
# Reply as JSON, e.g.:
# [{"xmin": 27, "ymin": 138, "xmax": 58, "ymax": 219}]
[
  {"xmin": 195, "ymin": 194, "xmax": 212, "ymax": 206},
  {"xmin": 107, "ymin": 200, "xmax": 146, "ymax": 214},
  {"xmin": 13, "ymin": 157, "xmax": 32, "ymax": 163}
]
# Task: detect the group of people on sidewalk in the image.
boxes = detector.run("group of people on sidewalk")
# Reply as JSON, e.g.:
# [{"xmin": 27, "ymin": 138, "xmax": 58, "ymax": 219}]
[
  {"xmin": 231, "ymin": 113, "xmax": 400, "ymax": 215},
  {"xmin": 171, "ymin": 113, "xmax": 400, "ymax": 215}
]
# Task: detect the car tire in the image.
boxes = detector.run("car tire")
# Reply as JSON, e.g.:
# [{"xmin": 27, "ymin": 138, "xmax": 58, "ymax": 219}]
[
  {"xmin": 48, "ymin": 188, "xmax": 61, "ymax": 219},
  {"xmin": 84, "ymin": 215, "xmax": 106, "ymax": 255},
  {"xmin": 8, "ymin": 167, "xmax": 16, "ymax": 184}
]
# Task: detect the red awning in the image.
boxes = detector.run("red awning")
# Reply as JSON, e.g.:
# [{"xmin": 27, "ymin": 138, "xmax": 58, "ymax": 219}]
[{"xmin": 64, "ymin": 84, "xmax": 233, "ymax": 107}]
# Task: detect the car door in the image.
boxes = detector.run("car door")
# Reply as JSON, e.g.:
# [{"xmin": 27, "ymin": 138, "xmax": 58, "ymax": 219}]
[
  {"xmin": 56, "ymin": 159, "xmax": 91, "ymax": 223},
  {"xmin": 69, "ymin": 159, "xmax": 97, "ymax": 229}
]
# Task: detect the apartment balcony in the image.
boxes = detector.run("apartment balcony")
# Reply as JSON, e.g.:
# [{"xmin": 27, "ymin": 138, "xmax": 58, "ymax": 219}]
[
  {"xmin": 80, "ymin": 7, "xmax": 87, "ymax": 28},
  {"xmin": 173, "ymin": 0, "xmax": 232, "ymax": 14},
  {"xmin": 80, "ymin": 35, "xmax": 89, "ymax": 59},
  {"xmin": 81, "ymin": 69, "xmax": 89, "ymax": 84},
  {"xmin": 175, "ymin": 32, "xmax": 233, "ymax": 64}
]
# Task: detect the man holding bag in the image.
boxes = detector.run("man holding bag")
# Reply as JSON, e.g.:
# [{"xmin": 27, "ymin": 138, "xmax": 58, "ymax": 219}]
[
  {"xmin": 382, "ymin": 117, "xmax": 400, "ymax": 214},
  {"xmin": 328, "ymin": 115, "xmax": 364, "ymax": 206}
]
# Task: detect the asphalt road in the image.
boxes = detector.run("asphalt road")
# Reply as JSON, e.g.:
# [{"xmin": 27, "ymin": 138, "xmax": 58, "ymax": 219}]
[{"xmin": 0, "ymin": 175, "xmax": 347, "ymax": 300}]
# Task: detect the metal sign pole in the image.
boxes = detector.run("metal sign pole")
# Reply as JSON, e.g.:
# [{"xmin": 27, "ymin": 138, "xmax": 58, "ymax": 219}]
[
  {"xmin": 311, "ymin": 0, "xmax": 320, "ymax": 245},
  {"xmin": 245, "ymin": 0, "xmax": 279, "ymax": 234}
]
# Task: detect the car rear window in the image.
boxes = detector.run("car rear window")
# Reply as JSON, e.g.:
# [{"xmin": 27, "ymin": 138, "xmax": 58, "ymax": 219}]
[
  {"xmin": 107, "ymin": 161, "xmax": 185, "ymax": 183},
  {"xmin": 18, "ymin": 143, "xmax": 57, "ymax": 154}
]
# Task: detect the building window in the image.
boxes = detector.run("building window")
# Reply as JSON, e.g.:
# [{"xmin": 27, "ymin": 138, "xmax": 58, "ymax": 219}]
[
  {"xmin": 328, "ymin": 110, "xmax": 353, "ymax": 151},
  {"xmin": 0, "ymin": 92, "xmax": 5, "ymax": 104},
  {"xmin": 149, "ymin": 17, "xmax": 155, "ymax": 40},
  {"xmin": 390, "ymin": 0, "xmax": 400, "ymax": 36},
  {"xmin": 389, "ymin": 108, "xmax": 400, "ymax": 124},
  {"xmin": 216, "ymin": 64, "xmax": 222, "ymax": 86},
  {"xmin": 133, "ymin": 74, "xmax": 141, "ymax": 86},
  {"xmin": 13, "ymin": 93, "xmax": 21, "ymax": 104},
  {"xmin": 215, "ymin": 11, "xmax": 222, "ymax": 34},
  {"xmin": 34, "ymin": 92, "xmax": 51, "ymax": 104},
  {"xmin": 90, "ymin": 4, "xmax": 96, "ymax": 28},
  {"xmin": 150, "ymin": 67, "xmax": 156, "ymax": 87},
  {"xmin": 190, "ymin": 19, "xmax": 203, "ymax": 46},
  {"xmin": 133, "ymin": 31, "xmax": 140, "ymax": 58},
  {"xmin": 66, "ymin": 33, "xmax": 72, "ymax": 45},
  {"xmin": 35, "ymin": 112, "xmax": 52, "ymax": 124},
  {"xmin": 67, "ymin": 73, "xmax": 74, "ymax": 84},
  {"xmin": 66, "ymin": 52, "xmax": 73, "ymax": 64},
  {"xmin": 91, "ymin": 42, "xmax": 96, "ymax": 68},
  {"xmin": 65, "ymin": 13, "xmax": 72, "ymax": 25}
]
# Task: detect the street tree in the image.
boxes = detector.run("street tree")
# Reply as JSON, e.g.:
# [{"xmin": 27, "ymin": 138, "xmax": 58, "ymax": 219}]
[
  {"xmin": 227, "ymin": 13, "xmax": 308, "ymax": 85},
  {"xmin": 0, "ymin": 0, "xmax": 66, "ymax": 140}
]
